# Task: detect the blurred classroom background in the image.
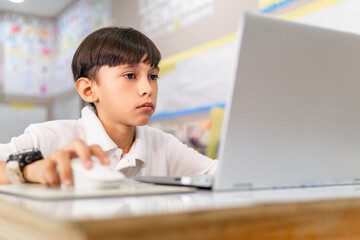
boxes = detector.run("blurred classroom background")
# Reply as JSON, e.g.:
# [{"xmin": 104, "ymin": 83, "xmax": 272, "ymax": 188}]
[{"xmin": 0, "ymin": 0, "xmax": 359, "ymax": 159}]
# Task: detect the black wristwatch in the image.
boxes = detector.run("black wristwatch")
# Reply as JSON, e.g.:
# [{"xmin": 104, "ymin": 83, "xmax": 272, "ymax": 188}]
[{"xmin": 5, "ymin": 148, "xmax": 44, "ymax": 184}]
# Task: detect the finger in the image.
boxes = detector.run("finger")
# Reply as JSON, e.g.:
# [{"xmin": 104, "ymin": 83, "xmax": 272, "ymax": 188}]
[
  {"xmin": 52, "ymin": 151, "xmax": 73, "ymax": 187},
  {"xmin": 43, "ymin": 160, "xmax": 60, "ymax": 187},
  {"xmin": 89, "ymin": 145, "xmax": 110, "ymax": 165},
  {"xmin": 65, "ymin": 139, "xmax": 92, "ymax": 169}
]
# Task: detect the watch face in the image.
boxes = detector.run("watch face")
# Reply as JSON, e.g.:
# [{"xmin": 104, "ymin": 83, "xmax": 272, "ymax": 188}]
[{"xmin": 10, "ymin": 148, "xmax": 40, "ymax": 156}]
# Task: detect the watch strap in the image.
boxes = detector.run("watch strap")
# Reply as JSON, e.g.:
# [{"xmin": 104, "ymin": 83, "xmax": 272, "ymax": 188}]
[
  {"xmin": 5, "ymin": 148, "xmax": 43, "ymax": 184},
  {"xmin": 5, "ymin": 161, "xmax": 26, "ymax": 184}
]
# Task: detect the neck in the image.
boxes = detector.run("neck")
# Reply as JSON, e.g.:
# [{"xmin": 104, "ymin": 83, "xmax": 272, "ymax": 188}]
[{"xmin": 98, "ymin": 117, "xmax": 136, "ymax": 156}]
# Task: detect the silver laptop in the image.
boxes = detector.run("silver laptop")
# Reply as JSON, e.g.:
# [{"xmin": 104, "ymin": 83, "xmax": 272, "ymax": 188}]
[{"xmin": 134, "ymin": 12, "xmax": 360, "ymax": 191}]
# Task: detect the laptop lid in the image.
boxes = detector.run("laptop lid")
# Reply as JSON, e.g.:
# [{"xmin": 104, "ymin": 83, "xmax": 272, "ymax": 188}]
[{"xmin": 213, "ymin": 12, "xmax": 360, "ymax": 191}]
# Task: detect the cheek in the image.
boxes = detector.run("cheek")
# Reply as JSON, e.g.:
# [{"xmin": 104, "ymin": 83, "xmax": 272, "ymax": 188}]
[
  {"xmin": 152, "ymin": 82, "xmax": 158, "ymax": 96},
  {"xmin": 109, "ymin": 82, "xmax": 132, "ymax": 97}
]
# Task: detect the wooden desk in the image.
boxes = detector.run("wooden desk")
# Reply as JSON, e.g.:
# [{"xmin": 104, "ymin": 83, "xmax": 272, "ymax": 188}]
[{"xmin": 1, "ymin": 185, "xmax": 360, "ymax": 240}]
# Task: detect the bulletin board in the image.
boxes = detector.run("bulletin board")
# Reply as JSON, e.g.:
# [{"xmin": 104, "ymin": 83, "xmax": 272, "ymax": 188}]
[
  {"xmin": 54, "ymin": 0, "xmax": 112, "ymax": 95},
  {"xmin": 2, "ymin": 14, "xmax": 55, "ymax": 96},
  {"xmin": 2, "ymin": 0, "xmax": 112, "ymax": 97}
]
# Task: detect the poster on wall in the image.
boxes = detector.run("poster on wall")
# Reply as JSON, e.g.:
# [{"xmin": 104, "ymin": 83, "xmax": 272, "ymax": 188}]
[
  {"xmin": 2, "ymin": 0, "xmax": 112, "ymax": 97},
  {"xmin": 3, "ymin": 14, "xmax": 55, "ymax": 96},
  {"xmin": 54, "ymin": 0, "xmax": 112, "ymax": 95}
]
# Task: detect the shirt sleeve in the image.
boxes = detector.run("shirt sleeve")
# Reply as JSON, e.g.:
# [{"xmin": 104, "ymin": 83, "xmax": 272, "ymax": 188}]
[
  {"xmin": 165, "ymin": 133, "xmax": 218, "ymax": 176},
  {"xmin": 0, "ymin": 132, "xmax": 37, "ymax": 162},
  {"xmin": 0, "ymin": 120, "xmax": 80, "ymax": 161}
]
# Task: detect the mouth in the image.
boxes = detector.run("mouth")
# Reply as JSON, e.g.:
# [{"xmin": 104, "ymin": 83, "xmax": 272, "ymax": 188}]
[{"xmin": 137, "ymin": 102, "xmax": 154, "ymax": 111}]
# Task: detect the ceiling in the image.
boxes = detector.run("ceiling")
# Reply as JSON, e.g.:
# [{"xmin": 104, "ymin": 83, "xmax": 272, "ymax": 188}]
[{"xmin": 0, "ymin": 0, "xmax": 75, "ymax": 18}]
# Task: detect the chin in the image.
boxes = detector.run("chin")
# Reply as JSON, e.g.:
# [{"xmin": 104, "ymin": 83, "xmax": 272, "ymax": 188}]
[{"xmin": 134, "ymin": 117, "xmax": 151, "ymax": 126}]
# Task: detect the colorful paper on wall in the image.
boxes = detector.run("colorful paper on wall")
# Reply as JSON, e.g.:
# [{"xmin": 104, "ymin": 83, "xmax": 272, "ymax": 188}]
[{"xmin": 2, "ymin": 0, "xmax": 112, "ymax": 97}]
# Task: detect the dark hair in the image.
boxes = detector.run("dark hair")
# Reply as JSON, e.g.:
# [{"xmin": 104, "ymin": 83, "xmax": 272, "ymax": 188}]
[{"xmin": 71, "ymin": 27, "xmax": 161, "ymax": 108}]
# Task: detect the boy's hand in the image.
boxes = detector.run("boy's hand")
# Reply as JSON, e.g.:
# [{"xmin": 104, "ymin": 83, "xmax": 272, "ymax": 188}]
[{"xmin": 22, "ymin": 139, "xmax": 110, "ymax": 187}]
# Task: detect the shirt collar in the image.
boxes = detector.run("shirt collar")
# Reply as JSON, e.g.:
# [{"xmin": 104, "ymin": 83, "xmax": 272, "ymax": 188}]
[
  {"xmin": 79, "ymin": 106, "xmax": 148, "ymax": 163},
  {"xmin": 129, "ymin": 126, "xmax": 148, "ymax": 164},
  {"xmin": 80, "ymin": 106, "xmax": 117, "ymax": 152}
]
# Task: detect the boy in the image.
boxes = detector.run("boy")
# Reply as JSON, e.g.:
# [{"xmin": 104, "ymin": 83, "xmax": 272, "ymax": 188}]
[{"xmin": 0, "ymin": 27, "xmax": 218, "ymax": 187}]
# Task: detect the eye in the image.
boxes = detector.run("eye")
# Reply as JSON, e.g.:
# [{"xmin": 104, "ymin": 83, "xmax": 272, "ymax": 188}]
[
  {"xmin": 124, "ymin": 73, "xmax": 135, "ymax": 79},
  {"xmin": 148, "ymin": 74, "xmax": 159, "ymax": 81}
]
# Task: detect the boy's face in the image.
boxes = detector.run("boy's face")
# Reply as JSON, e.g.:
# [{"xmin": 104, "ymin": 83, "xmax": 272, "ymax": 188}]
[{"xmin": 93, "ymin": 61, "xmax": 159, "ymax": 127}]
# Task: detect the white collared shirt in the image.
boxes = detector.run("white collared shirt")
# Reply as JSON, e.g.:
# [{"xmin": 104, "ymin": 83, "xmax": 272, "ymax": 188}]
[{"xmin": 0, "ymin": 107, "xmax": 218, "ymax": 177}]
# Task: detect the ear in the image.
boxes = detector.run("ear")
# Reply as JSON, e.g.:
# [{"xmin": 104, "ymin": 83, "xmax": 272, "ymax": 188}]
[{"xmin": 75, "ymin": 77, "xmax": 98, "ymax": 103}]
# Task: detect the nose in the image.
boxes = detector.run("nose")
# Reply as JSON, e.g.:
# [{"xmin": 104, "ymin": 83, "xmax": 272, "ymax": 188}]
[{"xmin": 138, "ymin": 77, "xmax": 153, "ymax": 96}]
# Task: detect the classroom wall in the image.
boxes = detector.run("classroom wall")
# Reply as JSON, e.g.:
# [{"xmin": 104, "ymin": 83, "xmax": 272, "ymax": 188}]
[
  {"xmin": 112, "ymin": 0, "xmax": 257, "ymax": 57},
  {"xmin": 0, "ymin": 103, "xmax": 47, "ymax": 143}
]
